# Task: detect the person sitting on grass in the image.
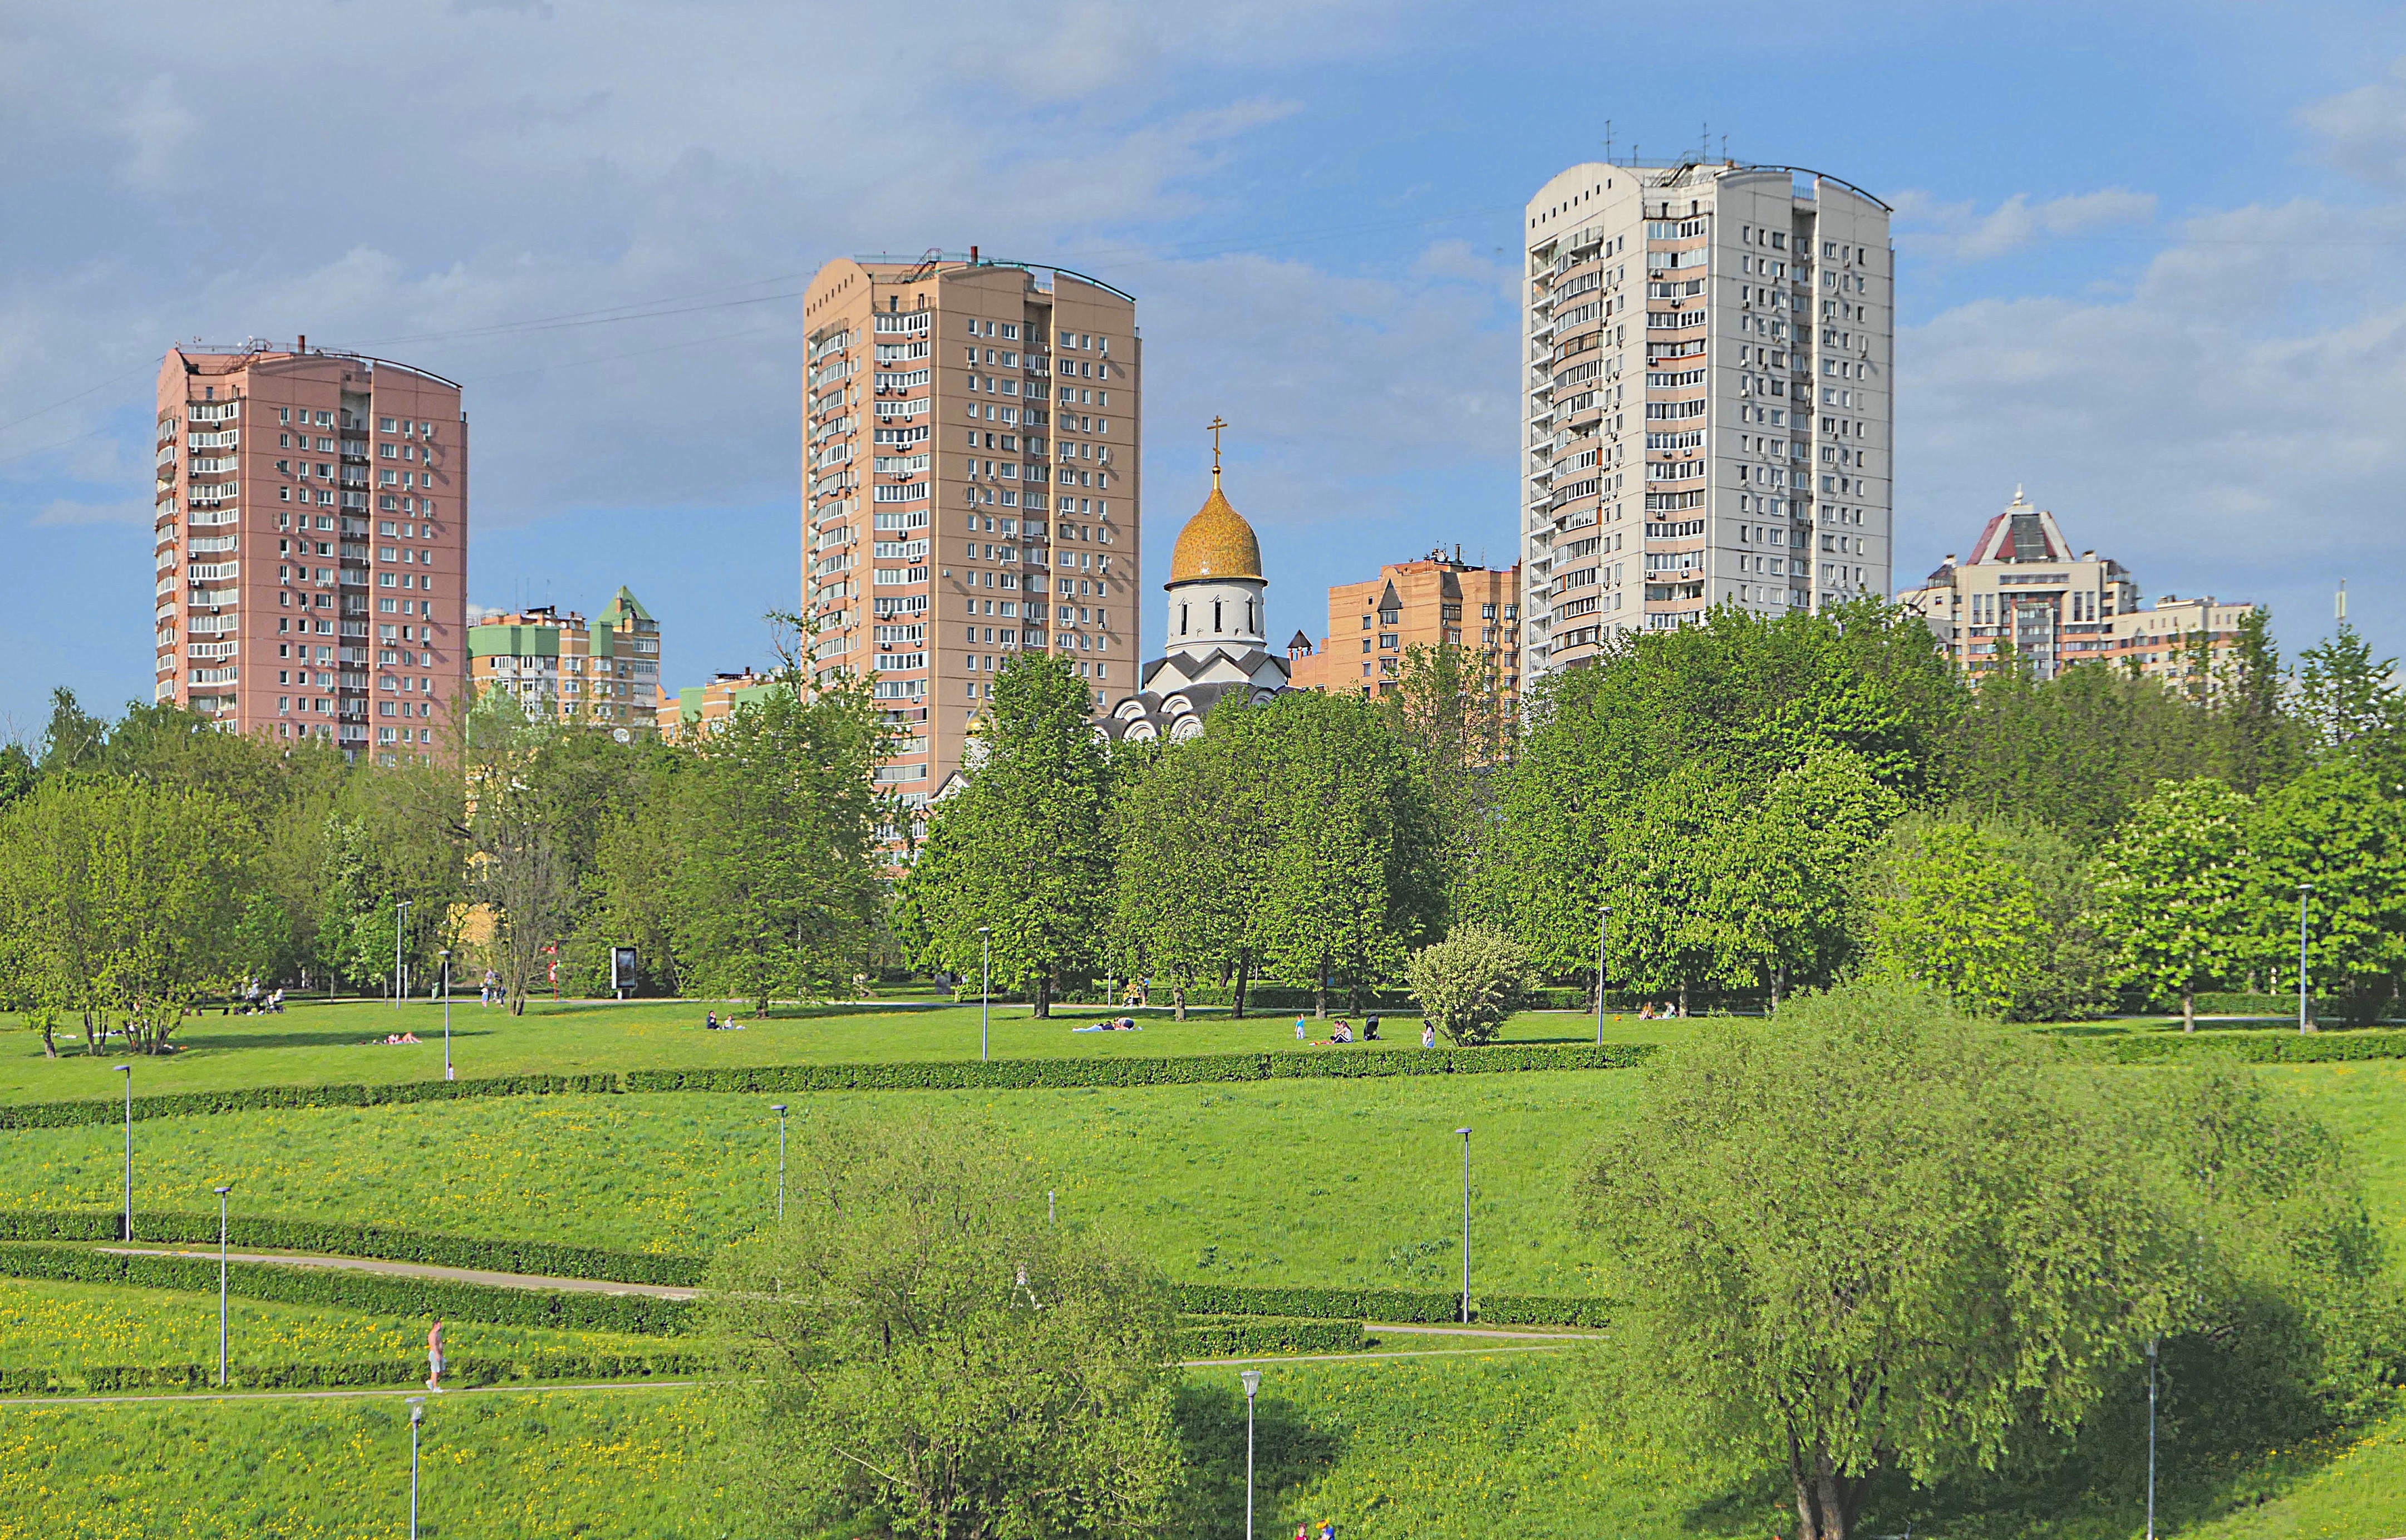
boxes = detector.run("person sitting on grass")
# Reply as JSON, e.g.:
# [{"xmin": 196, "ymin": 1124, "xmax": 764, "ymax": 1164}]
[
  {"xmin": 1363, "ymin": 1016, "xmax": 1380, "ymax": 1041},
  {"xmin": 1421, "ymin": 1022, "xmax": 1436, "ymax": 1049},
  {"xmin": 1329, "ymin": 1020, "xmax": 1353, "ymax": 1044},
  {"xmin": 706, "ymin": 1011, "xmax": 720, "ymax": 1031}
]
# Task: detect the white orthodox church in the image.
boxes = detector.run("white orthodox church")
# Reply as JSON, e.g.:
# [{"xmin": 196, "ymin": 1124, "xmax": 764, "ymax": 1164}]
[{"xmin": 1100, "ymin": 460, "xmax": 1304, "ymax": 744}]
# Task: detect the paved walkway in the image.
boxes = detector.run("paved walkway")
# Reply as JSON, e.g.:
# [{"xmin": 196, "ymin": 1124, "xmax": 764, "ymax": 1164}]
[{"xmin": 98, "ymin": 1248, "xmax": 698, "ymax": 1301}]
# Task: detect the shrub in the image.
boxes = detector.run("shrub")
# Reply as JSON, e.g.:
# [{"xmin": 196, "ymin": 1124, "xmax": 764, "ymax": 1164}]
[
  {"xmin": 1169, "ymin": 1282, "xmax": 1607, "ymax": 1327},
  {"xmin": 1407, "ymin": 924, "xmax": 1536, "ymax": 1046},
  {"xmin": 1174, "ymin": 1316, "xmax": 1367, "ymax": 1357}
]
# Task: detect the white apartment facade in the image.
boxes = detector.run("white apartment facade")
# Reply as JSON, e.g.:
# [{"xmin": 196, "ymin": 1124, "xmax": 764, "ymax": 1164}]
[{"xmin": 1520, "ymin": 161, "xmax": 1893, "ymax": 678}]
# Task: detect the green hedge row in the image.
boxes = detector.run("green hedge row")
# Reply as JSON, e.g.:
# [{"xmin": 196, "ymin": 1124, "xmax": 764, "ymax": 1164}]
[
  {"xmin": 0, "ymin": 1246, "xmax": 691, "ymax": 1336},
  {"xmin": 0, "ymin": 1045, "xmax": 1652, "ymax": 1128},
  {"xmin": 1169, "ymin": 1282, "xmax": 1610, "ymax": 1328},
  {"xmin": 0, "ymin": 1350, "xmax": 713, "ymax": 1397},
  {"xmin": 628, "ymin": 1043, "xmax": 1655, "ymax": 1096},
  {"xmin": 1175, "ymin": 1316, "xmax": 1368, "ymax": 1357},
  {"xmin": 2086, "ymin": 1030, "xmax": 2406, "ymax": 1066},
  {"xmin": 0, "ymin": 1072, "xmax": 619, "ymax": 1131},
  {"xmin": 0, "ymin": 1210, "xmax": 706, "ymax": 1287}
]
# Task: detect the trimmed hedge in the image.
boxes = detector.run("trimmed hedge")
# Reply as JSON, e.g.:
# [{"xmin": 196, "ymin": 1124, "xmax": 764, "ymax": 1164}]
[
  {"xmin": 0, "ymin": 1350, "xmax": 712, "ymax": 1397},
  {"xmin": 1170, "ymin": 1282, "xmax": 1610, "ymax": 1329},
  {"xmin": 0, "ymin": 1246, "xmax": 690, "ymax": 1336},
  {"xmin": 0, "ymin": 1072, "xmax": 618, "ymax": 1132},
  {"xmin": 628, "ymin": 1043, "xmax": 1655, "ymax": 1096},
  {"xmin": 1175, "ymin": 1316, "xmax": 1367, "ymax": 1357},
  {"xmin": 0, "ymin": 1045, "xmax": 1654, "ymax": 1128},
  {"xmin": 2082, "ymin": 1030, "xmax": 2406, "ymax": 1066},
  {"xmin": 0, "ymin": 1210, "xmax": 706, "ymax": 1287}
]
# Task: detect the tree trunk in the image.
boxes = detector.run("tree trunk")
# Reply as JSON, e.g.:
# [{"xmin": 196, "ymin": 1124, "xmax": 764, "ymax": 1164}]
[
  {"xmin": 1789, "ymin": 1440, "xmax": 1863, "ymax": 1540},
  {"xmin": 1314, "ymin": 961, "xmax": 1327, "ymax": 1020},
  {"xmin": 1032, "ymin": 972, "xmax": 1051, "ymax": 1020},
  {"xmin": 2182, "ymin": 988, "xmax": 2196, "ymax": 1033},
  {"xmin": 1173, "ymin": 985, "xmax": 1187, "ymax": 1022},
  {"xmin": 1678, "ymin": 980, "xmax": 1689, "ymax": 1019},
  {"xmin": 39, "ymin": 1017, "xmax": 56, "ymax": 1059},
  {"xmin": 1232, "ymin": 953, "xmax": 1250, "ymax": 1020}
]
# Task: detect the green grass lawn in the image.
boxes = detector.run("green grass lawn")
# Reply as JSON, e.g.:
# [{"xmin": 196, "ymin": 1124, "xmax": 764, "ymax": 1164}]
[
  {"xmin": 2, "ymin": 1352, "xmax": 2398, "ymax": 1539},
  {"xmin": 0, "ymin": 997, "xmax": 1693, "ymax": 1106},
  {"xmin": 0, "ymin": 1074, "xmax": 1636, "ymax": 1291},
  {"xmin": 0, "ymin": 1278, "xmax": 660, "ymax": 1373}
]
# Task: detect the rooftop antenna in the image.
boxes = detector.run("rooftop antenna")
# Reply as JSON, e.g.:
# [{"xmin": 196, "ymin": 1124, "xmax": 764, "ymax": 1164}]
[
  {"xmin": 1721, "ymin": 133, "xmax": 1729, "ymax": 163},
  {"xmin": 1604, "ymin": 120, "xmax": 1613, "ymax": 162}
]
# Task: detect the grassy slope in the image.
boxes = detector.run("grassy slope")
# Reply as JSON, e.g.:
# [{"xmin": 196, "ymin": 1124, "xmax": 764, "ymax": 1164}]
[
  {"xmin": 0, "ymin": 998, "xmax": 1690, "ymax": 1105},
  {"xmin": 0, "ymin": 1075, "xmax": 1636, "ymax": 1291},
  {"xmin": 2, "ymin": 1355, "xmax": 2398, "ymax": 1539},
  {"xmin": 0, "ymin": 1278, "xmax": 661, "ymax": 1372}
]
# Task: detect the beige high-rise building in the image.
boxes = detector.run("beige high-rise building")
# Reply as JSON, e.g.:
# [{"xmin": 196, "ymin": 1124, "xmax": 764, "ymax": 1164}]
[
  {"xmin": 1519, "ymin": 161, "xmax": 1893, "ymax": 680},
  {"xmin": 466, "ymin": 587, "xmax": 661, "ymax": 733},
  {"xmin": 1287, "ymin": 548, "xmax": 1522, "ymax": 708},
  {"xmin": 152, "ymin": 341, "xmax": 468, "ymax": 762},
  {"xmin": 800, "ymin": 253, "xmax": 1142, "ymax": 805}
]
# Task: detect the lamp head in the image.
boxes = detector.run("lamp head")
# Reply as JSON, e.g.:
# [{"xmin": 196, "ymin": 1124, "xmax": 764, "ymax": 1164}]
[
  {"xmin": 771, "ymin": 1104, "xmax": 788, "ymax": 1115},
  {"xmin": 408, "ymin": 1397, "xmax": 425, "ymax": 1424},
  {"xmin": 1455, "ymin": 1126, "xmax": 1472, "ymax": 1135},
  {"xmin": 977, "ymin": 925, "xmax": 991, "ymax": 935},
  {"xmin": 213, "ymin": 1184, "xmax": 232, "ymax": 1196},
  {"xmin": 1241, "ymin": 1369, "xmax": 1262, "ymax": 1398},
  {"xmin": 116, "ymin": 1064, "xmax": 131, "ymax": 1076}
]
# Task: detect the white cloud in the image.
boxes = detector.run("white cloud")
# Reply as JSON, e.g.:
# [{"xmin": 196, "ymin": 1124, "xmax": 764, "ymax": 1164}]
[
  {"xmin": 2299, "ymin": 56, "xmax": 2406, "ymax": 189},
  {"xmin": 115, "ymin": 74, "xmax": 194, "ymax": 191},
  {"xmin": 1892, "ymin": 186, "xmax": 2157, "ymax": 261}
]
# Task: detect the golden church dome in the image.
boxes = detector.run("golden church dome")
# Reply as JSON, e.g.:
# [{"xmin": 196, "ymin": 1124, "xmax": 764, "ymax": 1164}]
[{"xmin": 1167, "ymin": 472, "xmax": 1263, "ymax": 586}]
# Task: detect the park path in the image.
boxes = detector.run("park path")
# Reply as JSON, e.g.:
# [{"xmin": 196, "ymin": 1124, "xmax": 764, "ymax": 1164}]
[{"xmin": 99, "ymin": 1247, "xmax": 699, "ymax": 1300}]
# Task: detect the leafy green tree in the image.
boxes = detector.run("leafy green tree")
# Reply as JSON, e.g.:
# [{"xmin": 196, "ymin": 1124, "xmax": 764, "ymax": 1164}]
[
  {"xmin": 894, "ymin": 653, "xmax": 1114, "ymax": 1016},
  {"xmin": 1106, "ymin": 724, "xmax": 1266, "ymax": 1019},
  {"xmin": 1384, "ymin": 641, "xmax": 1515, "ymax": 916},
  {"xmin": 0, "ymin": 741, "xmax": 39, "ymax": 812},
  {"xmin": 666, "ymin": 668, "xmax": 892, "ymax": 1015},
  {"xmin": 2215, "ymin": 608, "xmax": 2304, "ymax": 794},
  {"xmin": 2247, "ymin": 761, "xmax": 2406, "ymax": 1024},
  {"xmin": 1405, "ymin": 922, "xmax": 1533, "ymax": 1045},
  {"xmin": 705, "ymin": 1109, "xmax": 1182, "ymax": 1539},
  {"xmin": 1581, "ymin": 981, "xmax": 2164, "ymax": 1539},
  {"xmin": 1582, "ymin": 979, "xmax": 2388, "ymax": 1540},
  {"xmin": 1857, "ymin": 818, "xmax": 2045, "ymax": 1017},
  {"xmin": 2295, "ymin": 622, "xmax": 2402, "ymax": 756},
  {"xmin": 1253, "ymin": 688, "xmax": 1444, "ymax": 1016},
  {"xmin": 1713, "ymin": 749, "xmax": 1902, "ymax": 1005},
  {"xmin": 0, "ymin": 780, "xmax": 248, "ymax": 1054},
  {"xmin": 35, "ymin": 687, "xmax": 105, "ymax": 774},
  {"xmin": 1942, "ymin": 661, "xmax": 2222, "ymax": 842},
  {"xmin": 1598, "ymin": 762, "xmax": 1735, "ymax": 1010},
  {"xmin": 2095, "ymin": 778, "xmax": 2257, "ymax": 1030}
]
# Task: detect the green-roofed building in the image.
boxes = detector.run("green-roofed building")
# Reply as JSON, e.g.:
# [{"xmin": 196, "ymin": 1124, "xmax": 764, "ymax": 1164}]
[{"xmin": 468, "ymin": 586, "xmax": 662, "ymax": 735}]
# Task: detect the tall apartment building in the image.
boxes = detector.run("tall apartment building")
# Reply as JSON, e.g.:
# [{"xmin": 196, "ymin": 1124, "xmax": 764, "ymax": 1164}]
[
  {"xmin": 153, "ymin": 341, "xmax": 468, "ymax": 762},
  {"xmin": 801, "ymin": 253, "xmax": 1141, "ymax": 805},
  {"xmin": 465, "ymin": 587, "xmax": 662, "ymax": 734},
  {"xmin": 1287, "ymin": 547, "xmax": 1522, "ymax": 707},
  {"xmin": 1520, "ymin": 161, "xmax": 1892, "ymax": 680},
  {"xmin": 1897, "ymin": 490, "xmax": 2261, "ymax": 688}
]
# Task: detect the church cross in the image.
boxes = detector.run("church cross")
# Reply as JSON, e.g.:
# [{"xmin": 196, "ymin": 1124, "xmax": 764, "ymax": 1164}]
[{"xmin": 1206, "ymin": 415, "xmax": 1228, "ymax": 478}]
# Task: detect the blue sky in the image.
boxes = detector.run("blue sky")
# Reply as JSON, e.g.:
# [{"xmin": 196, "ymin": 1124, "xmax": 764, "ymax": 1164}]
[{"xmin": 7, "ymin": 1, "xmax": 2406, "ymax": 739}]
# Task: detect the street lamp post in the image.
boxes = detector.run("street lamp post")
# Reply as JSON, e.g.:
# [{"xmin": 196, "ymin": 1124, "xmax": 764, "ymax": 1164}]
[
  {"xmin": 977, "ymin": 926, "xmax": 992, "ymax": 1063},
  {"xmin": 116, "ymin": 1065, "xmax": 132, "ymax": 1241},
  {"xmin": 439, "ymin": 949, "xmax": 453, "ymax": 1081},
  {"xmin": 406, "ymin": 1396, "xmax": 425, "ymax": 1540},
  {"xmin": 1595, "ymin": 904, "xmax": 1612, "ymax": 1046},
  {"xmin": 2145, "ymin": 1336, "xmax": 2159, "ymax": 1540},
  {"xmin": 215, "ymin": 1184, "xmax": 233, "ymax": 1386},
  {"xmin": 1455, "ymin": 1125, "xmax": 1473, "ymax": 1324},
  {"xmin": 771, "ymin": 1104, "xmax": 788, "ymax": 1223},
  {"xmin": 2297, "ymin": 883, "xmax": 2314, "ymax": 1034},
  {"xmin": 395, "ymin": 899, "xmax": 411, "ymax": 1009},
  {"xmin": 1241, "ymin": 1368, "xmax": 1263, "ymax": 1540}
]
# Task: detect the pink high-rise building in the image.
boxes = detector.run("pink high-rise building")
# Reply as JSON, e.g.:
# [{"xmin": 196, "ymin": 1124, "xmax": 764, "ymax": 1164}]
[{"xmin": 154, "ymin": 342, "xmax": 469, "ymax": 762}]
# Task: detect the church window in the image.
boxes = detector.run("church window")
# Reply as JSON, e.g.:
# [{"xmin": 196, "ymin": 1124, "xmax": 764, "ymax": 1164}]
[
  {"xmin": 1179, "ymin": 603, "xmax": 1189, "ymax": 635},
  {"xmin": 1247, "ymin": 600, "xmax": 1256, "ymax": 630},
  {"xmin": 1213, "ymin": 601, "xmax": 1223, "ymax": 631}
]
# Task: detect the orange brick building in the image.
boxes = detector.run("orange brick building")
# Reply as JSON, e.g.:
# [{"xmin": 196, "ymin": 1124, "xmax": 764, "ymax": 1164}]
[{"xmin": 1287, "ymin": 548, "xmax": 1522, "ymax": 705}]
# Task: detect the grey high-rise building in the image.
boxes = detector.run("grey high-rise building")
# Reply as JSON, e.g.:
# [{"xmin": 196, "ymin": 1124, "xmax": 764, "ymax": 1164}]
[{"xmin": 1519, "ymin": 160, "xmax": 1893, "ymax": 680}]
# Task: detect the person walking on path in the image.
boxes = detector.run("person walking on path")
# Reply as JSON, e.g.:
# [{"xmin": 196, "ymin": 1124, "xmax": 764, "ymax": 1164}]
[{"xmin": 426, "ymin": 1320, "xmax": 446, "ymax": 1393}]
